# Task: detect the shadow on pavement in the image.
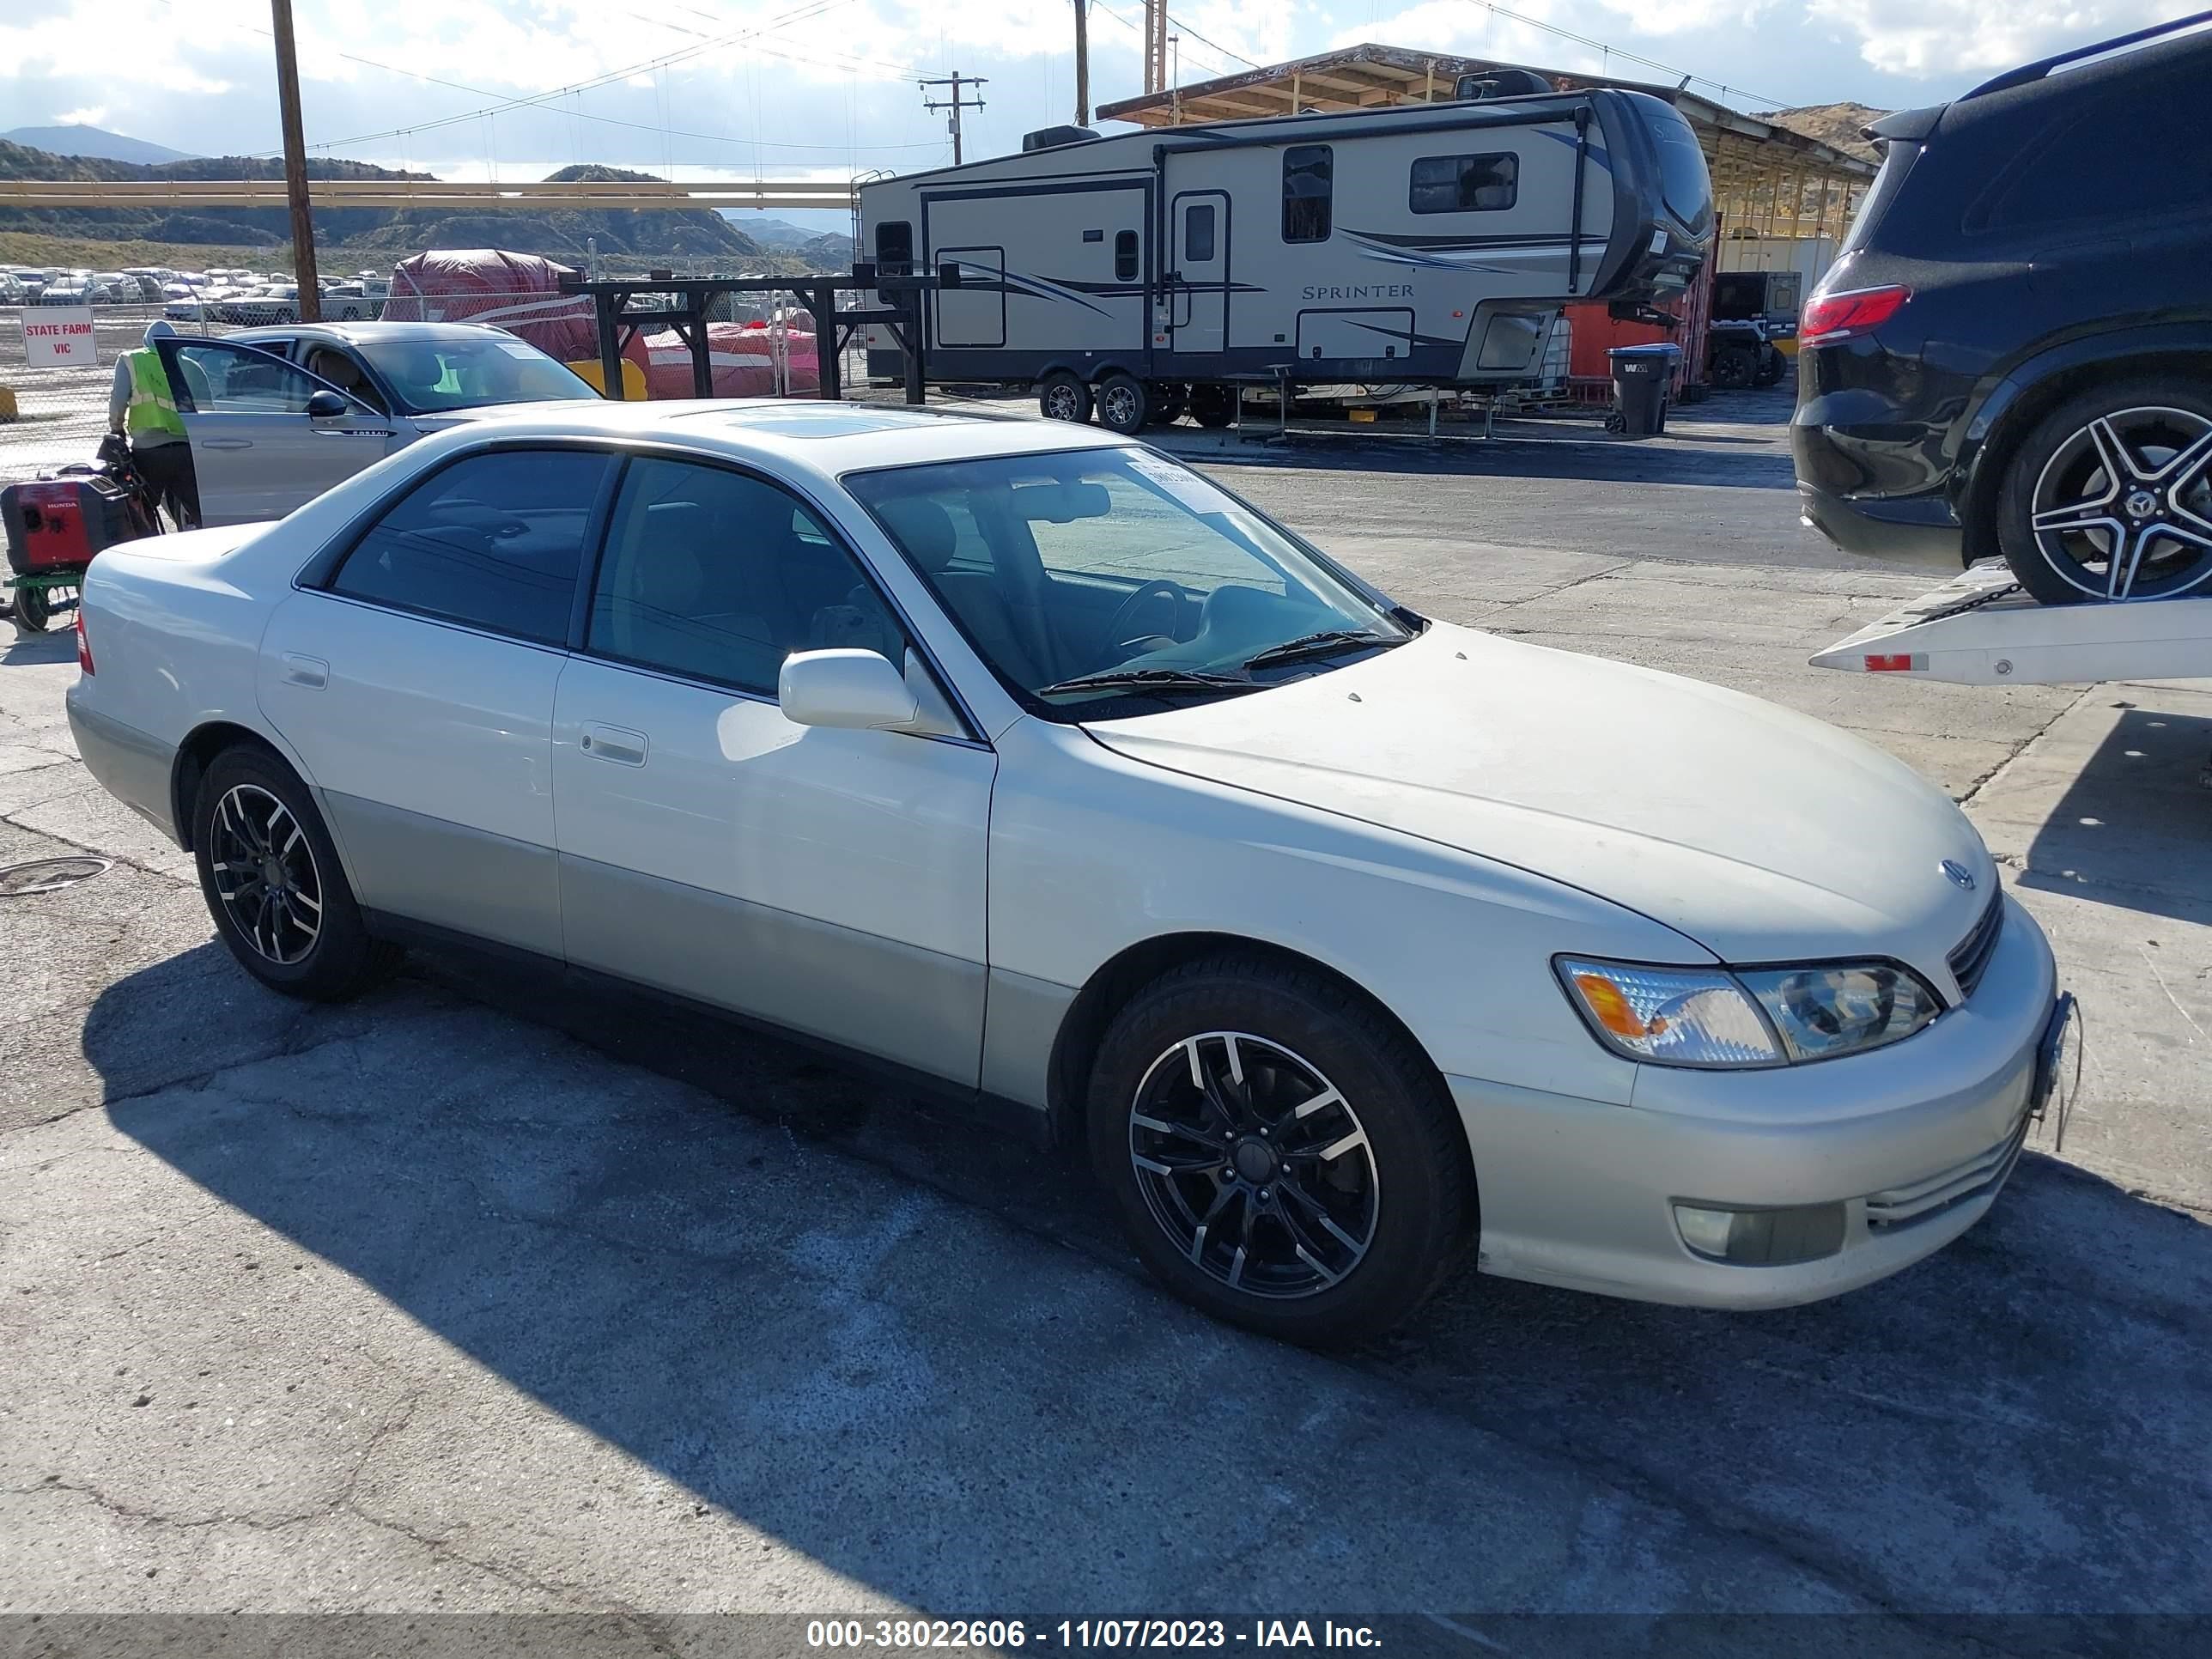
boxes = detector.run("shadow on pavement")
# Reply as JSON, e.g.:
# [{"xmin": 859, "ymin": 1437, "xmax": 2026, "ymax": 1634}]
[
  {"xmin": 3, "ymin": 628, "xmax": 76, "ymax": 667},
  {"xmin": 87, "ymin": 939, "xmax": 2212, "ymax": 1622},
  {"xmin": 2019, "ymin": 707, "xmax": 2212, "ymax": 923}
]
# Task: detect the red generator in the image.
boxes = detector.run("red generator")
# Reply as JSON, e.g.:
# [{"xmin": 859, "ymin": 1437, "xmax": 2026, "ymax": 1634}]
[{"xmin": 3, "ymin": 475, "xmax": 149, "ymax": 635}]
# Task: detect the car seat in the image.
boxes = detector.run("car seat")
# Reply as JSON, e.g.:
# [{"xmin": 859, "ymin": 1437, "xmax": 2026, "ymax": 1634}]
[{"xmin": 875, "ymin": 496, "xmax": 1044, "ymax": 685}]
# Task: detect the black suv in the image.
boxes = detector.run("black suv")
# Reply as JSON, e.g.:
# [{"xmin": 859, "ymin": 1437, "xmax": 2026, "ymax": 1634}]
[{"xmin": 1792, "ymin": 15, "xmax": 2212, "ymax": 604}]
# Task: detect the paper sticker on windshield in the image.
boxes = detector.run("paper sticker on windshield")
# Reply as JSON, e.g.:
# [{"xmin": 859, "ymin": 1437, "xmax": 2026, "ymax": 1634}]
[
  {"xmin": 495, "ymin": 340, "xmax": 539, "ymax": 357},
  {"xmin": 1127, "ymin": 453, "xmax": 1236, "ymax": 514}
]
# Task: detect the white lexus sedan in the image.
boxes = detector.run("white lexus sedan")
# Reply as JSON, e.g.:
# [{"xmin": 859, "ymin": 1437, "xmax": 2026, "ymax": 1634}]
[{"xmin": 66, "ymin": 401, "xmax": 2075, "ymax": 1342}]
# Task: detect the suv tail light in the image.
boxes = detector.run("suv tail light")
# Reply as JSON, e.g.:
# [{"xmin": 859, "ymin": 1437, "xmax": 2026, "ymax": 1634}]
[
  {"xmin": 74, "ymin": 606, "xmax": 94, "ymax": 675},
  {"xmin": 1798, "ymin": 284, "xmax": 1911, "ymax": 346}
]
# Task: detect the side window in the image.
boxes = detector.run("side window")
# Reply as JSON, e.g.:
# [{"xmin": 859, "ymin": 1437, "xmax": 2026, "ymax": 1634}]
[
  {"xmin": 304, "ymin": 344, "xmax": 387, "ymax": 414},
  {"xmin": 1282, "ymin": 145, "xmax": 1333, "ymax": 242},
  {"xmin": 1970, "ymin": 90, "xmax": 2211, "ymax": 232},
  {"xmin": 328, "ymin": 449, "xmax": 611, "ymax": 646},
  {"xmin": 874, "ymin": 220, "xmax": 914, "ymax": 271},
  {"xmin": 587, "ymin": 458, "xmax": 905, "ymax": 695},
  {"xmin": 1114, "ymin": 229, "xmax": 1139, "ymax": 283},
  {"xmin": 1183, "ymin": 203, "xmax": 1216, "ymax": 263},
  {"xmin": 164, "ymin": 341, "xmax": 337, "ymax": 415},
  {"xmin": 1409, "ymin": 152, "xmax": 1518, "ymax": 214}
]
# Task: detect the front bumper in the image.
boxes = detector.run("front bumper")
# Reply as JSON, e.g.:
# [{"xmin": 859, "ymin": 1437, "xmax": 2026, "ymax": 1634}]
[{"xmin": 1451, "ymin": 894, "xmax": 2060, "ymax": 1310}]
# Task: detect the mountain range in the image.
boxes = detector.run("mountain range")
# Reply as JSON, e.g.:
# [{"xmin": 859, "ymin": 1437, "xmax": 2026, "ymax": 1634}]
[{"xmin": 2, "ymin": 125, "xmax": 199, "ymax": 166}]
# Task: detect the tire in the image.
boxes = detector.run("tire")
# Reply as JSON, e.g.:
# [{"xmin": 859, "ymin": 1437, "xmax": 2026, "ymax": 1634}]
[
  {"xmin": 1038, "ymin": 370, "xmax": 1092, "ymax": 424},
  {"xmin": 1996, "ymin": 377, "xmax": 2212, "ymax": 605},
  {"xmin": 1752, "ymin": 348, "xmax": 1785, "ymax": 388},
  {"xmin": 1094, "ymin": 372, "xmax": 1152, "ymax": 436},
  {"xmin": 12, "ymin": 586, "xmax": 50, "ymax": 635},
  {"xmin": 1711, "ymin": 346, "xmax": 1755, "ymax": 390},
  {"xmin": 1152, "ymin": 386, "xmax": 1189, "ymax": 427},
  {"xmin": 1085, "ymin": 954, "xmax": 1474, "ymax": 1346},
  {"xmin": 1189, "ymin": 384, "xmax": 1237, "ymax": 428},
  {"xmin": 191, "ymin": 745, "xmax": 395, "ymax": 1000}
]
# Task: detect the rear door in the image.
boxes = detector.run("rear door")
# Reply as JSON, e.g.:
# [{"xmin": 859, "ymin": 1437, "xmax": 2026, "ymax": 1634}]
[{"xmin": 155, "ymin": 337, "xmax": 394, "ymax": 525}]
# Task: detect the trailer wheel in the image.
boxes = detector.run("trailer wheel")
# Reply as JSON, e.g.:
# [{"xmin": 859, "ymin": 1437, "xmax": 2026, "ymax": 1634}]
[
  {"xmin": 1711, "ymin": 346, "xmax": 1756, "ymax": 390},
  {"xmin": 1753, "ymin": 347, "xmax": 1786, "ymax": 388},
  {"xmin": 1095, "ymin": 373, "xmax": 1152, "ymax": 435},
  {"xmin": 11, "ymin": 585, "xmax": 51, "ymax": 635},
  {"xmin": 1152, "ymin": 386, "xmax": 1189, "ymax": 427},
  {"xmin": 1039, "ymin": 371, "xmax": 1092, "ymax": 424},
  {"xmin": 1189, "ymin": 385, "xmax": 1237, "ymax": 428}
]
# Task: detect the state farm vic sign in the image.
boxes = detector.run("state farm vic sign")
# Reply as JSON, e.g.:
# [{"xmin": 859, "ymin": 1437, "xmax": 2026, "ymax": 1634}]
[{"xmin": 24, "ymin": 308, "xmax": 96, "ymax": 368}]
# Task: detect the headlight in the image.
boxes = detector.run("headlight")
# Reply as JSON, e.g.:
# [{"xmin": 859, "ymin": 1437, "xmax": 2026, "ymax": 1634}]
[{"xmin": 1559, "ymin": 957, "xmax": 1940, "ymax": 1069}]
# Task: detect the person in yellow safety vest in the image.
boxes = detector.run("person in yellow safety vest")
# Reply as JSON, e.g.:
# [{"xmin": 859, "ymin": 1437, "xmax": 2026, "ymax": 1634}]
[{"xmin": 107, "ymin": 321, "xmax": 200, "ymax": 528}]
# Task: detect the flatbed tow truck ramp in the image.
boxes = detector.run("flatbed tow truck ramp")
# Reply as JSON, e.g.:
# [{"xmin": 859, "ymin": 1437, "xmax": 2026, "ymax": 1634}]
[{"xmin": 1814, "ymin": 560, "xmax": 2212, "ymax": 686}]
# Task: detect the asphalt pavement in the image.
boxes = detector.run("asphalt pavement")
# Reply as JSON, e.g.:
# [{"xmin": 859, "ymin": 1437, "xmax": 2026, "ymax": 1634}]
[{"xmin": 3, "ymin": 387, "xmax": 2209, "ymax": 1650}]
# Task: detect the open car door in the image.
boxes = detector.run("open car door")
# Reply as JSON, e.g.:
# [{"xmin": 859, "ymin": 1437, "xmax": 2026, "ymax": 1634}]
[{"xmin": 154, "ymin": 337, "xmax": 396, "ymax": 526}]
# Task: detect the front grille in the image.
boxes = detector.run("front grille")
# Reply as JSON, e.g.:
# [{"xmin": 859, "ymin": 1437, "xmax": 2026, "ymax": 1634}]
[
  {"xmin": 1863, "ymin": 1112, "xmax": 2028, "ymax": 1231},
  {"xmin": 1947, "ymin": 891, "xmax": 2003, "ymax": 1001}
]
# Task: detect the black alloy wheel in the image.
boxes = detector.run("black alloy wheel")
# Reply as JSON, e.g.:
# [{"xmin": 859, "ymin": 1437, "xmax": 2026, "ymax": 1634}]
[
  {"xmin": 1094, "ymin": 373, "xmax": 1152, "ymax": 435},
  {"xmin": 1999, "ymin": 382, "xmax": 2212, "ymax": 604},
  {"xmin": 1039, "ymin": 370, "xmax": 1092, "ymax": 423}
]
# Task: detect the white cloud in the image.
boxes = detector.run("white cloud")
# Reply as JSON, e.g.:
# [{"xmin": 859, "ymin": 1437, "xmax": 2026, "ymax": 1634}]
[
  {"xmin": 54, "ymin": 105, "xmax": 109, "ymax": 127},
  {"xmin": 1804, "ymin": 0, "xmax": 2180, "ymax": 76}
]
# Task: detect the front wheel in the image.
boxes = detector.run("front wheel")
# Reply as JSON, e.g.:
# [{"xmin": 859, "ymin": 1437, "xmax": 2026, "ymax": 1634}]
[
  {"xmin": 192, "ymin": 745, "xmax": 395, "ymax": 1000},
  {"xmin": 1996, "ymin": 379, "xmax": 2212, "ymax": 604},
  {"xmin": 1038, "ymin": 370, "xmax": 1092, "ymax": 424},
  {"xmin": 1085, "ymin": 955, "xmax": 1474, "ymax": 1345}
]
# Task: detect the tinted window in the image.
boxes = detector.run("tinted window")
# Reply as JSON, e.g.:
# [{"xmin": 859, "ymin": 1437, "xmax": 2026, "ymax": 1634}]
[
  {"xmin": 587, "ymin": 458, "xmax": 904, "ymax": 695},
  {"xmin": 1183, "ymin": 203, "xmax": 1215, "ymax": 263},
  {"xmin": 1645, "ymin": 104, "xmax": 1715, "ymax": 234},
  {"xmin": 1409, "ymin": 153, "xmax": 1517, "ymax": 213},
  {"xmin": 875, "ymin": 220, "xmax": 914, "ymax": 270},
  {"xmin": 1114, "ymin": 229, "xmax": 1139, "ymax": 283},
  {"xmin": 1970, "ymin": 93, "xmax": 2212, "ymax": 231},
  {"xmin": 330, "ymin": 450, "xmax": 611, "ymax": 645},
  {"xmin": 353, "ymin": 337, "xmax": 595, "ymax": 415},
  {"xmin": 166, "ymin": 341, "xmax": 342, "ymax": 416},
  {"xmin": 1282, "ymin": 146, "xmax": 1333, "ymax": 242}
]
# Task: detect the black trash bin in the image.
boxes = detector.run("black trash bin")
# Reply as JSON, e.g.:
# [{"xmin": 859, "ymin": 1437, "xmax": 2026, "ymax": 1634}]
[{"xmin": 1607, "ymin": 342, "xmax": 1681, "ymax": 437}]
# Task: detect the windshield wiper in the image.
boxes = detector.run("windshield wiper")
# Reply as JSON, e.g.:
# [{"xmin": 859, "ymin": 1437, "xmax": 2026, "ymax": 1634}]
[
  {"xmin": 1036, "ymin": 666, "xmax": 1261, "ymax": 699},
  {"xmin": 1241, "ymin": 629, "xmax": 1400, "ymax": 672}
]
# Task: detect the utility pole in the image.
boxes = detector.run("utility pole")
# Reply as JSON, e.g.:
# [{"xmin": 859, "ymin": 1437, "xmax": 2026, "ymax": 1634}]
[
  {"xmin": 1143, "ymin": 0, "xmax": 1168, "ymax": 94},
  {"xmin": 919, "ymin": 72, "xmax": 987, "ymax": 165},
  {"xmin": 270, "ymin": 0, "xmax": 321, "ymax": 321},
  {"xmin": 1073, "ymin": 0, "xmax": 1091, "ymax": 126}
]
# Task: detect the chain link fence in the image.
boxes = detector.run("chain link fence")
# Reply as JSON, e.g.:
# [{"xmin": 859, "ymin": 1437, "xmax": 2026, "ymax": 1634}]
[{"xmin": 1, "ymin": 303, "xmax": 248, "ymax": 485}]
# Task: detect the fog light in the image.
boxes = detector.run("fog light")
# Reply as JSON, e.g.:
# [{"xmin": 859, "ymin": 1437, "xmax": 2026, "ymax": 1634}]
[{"xmin": 1674, "ymin": 1201, "xmax": 1847, "ymax": 1266}]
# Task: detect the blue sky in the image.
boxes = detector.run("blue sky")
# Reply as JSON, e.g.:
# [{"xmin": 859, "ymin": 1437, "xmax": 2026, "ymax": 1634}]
[{"xmin": 1, "ymin": 0, "xmax": 2187, "ymax": 232}]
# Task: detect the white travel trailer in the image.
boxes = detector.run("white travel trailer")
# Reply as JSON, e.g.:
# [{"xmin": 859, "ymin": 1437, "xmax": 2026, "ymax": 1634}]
[{"xmin": 857, "ymin": 82, "xmax": 1714, "ymax": 431}]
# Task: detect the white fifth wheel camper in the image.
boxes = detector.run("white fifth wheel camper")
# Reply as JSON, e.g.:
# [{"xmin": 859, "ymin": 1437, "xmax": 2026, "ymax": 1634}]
[{"xmin": 856, "ymin": 81, "xmax": 1714, "ymax": 432}]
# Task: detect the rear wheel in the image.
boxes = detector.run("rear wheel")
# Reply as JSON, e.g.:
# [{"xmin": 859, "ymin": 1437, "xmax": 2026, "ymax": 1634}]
[
  {"xmin": 11, "ymin": 585, "xmax": 51, "ymax": 635},
  {"xmin": 1189, "ymin": 384, "xmax": 1237, "ymax": 428},
  {"xmin": 192, "ymin": 745, "xmax": 394, "ymax": 1000},
  {"xmin": 1085, "ymin": 955, "xmax": 1474, "ymax": 1346},
  {"xmin": 1152, "ymin": 386, "xmax": 1189, "ymax": 427},
  {"xmin": 1038, "ymin": 370, "xmax": 1092, "ymax": 424},
  {"xmin": 1094, "ymin": 372, "xmax": 1152, "ymax": 436},
  {"xmin": 1996, "ymin": 379, "xmax": 2212, "ymax": 604}
]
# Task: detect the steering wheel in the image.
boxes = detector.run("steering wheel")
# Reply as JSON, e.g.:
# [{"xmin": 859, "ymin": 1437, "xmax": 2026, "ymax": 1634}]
[{"xmin": 1097, "ymin": 580, "xmax": 1187, "ymax": 664}]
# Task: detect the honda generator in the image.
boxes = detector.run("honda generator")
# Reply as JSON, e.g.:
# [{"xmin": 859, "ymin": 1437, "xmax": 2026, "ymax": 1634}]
[{"xmin": 3, "ymin": 474, "xmax": 144, "ymax": 576}]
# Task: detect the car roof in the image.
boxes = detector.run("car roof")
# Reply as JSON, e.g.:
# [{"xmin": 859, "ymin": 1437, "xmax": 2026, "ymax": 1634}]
[
  {"xmin": 228, "ymin": 321, "xmax": 520, "ymax": 348},
  {"xmin": 410, "ymin": 398, "xmax": 1132, "ymax": 476}
]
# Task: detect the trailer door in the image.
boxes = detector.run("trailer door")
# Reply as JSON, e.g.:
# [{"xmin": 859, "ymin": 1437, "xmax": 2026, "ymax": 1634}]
[{"xmin": 1170, "ymin": 190, "xmax": 1229, "ymax": 355}]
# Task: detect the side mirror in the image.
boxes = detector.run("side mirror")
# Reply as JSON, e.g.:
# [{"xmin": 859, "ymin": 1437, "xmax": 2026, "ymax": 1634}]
[
  {"xmin": 778, "ymin": 649, "xmax": 919, "ymax": 731},
  {"xmin": 305, "ymin": 389, "xmax": 349, "ymax": 419}
]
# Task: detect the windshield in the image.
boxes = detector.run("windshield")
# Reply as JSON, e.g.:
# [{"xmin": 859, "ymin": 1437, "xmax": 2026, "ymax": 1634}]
[
  {"xmin": 848, "ymin": 447, "xmax": 1408, "ymax": 716},
  {"xmin": 356, "ymin": 335, "xmax": 599, "ymax": 415}
]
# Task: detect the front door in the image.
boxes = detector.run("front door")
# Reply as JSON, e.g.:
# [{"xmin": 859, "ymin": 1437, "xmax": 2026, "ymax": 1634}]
[
  {"xmin": 258, "ymin": 447, "xmax": 616, "ymax": 958},
  {"xmin": 155, "ymin": 337, "xmax": 394, "ymax": 525},
  {"xmin": 552, "ymin": 454, "xmax": 996, "ymax": 1085},
  {"xmin": 1171, "ymin": 190, "xmax": 1230, "ymax": 355}
]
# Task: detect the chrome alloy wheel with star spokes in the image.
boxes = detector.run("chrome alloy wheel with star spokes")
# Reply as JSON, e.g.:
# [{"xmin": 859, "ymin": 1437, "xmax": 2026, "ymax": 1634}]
[
  {"xmin": 208, "ymin": 782, "xmax": 324, "ymax": 965},
  {"xmin": 1127, "ymin": 1031, "xmax": 1381, "ymax": 1300},
  {"xmin": 2026, "ymin": 405, "xmax": 2212, "ymax": 600}
]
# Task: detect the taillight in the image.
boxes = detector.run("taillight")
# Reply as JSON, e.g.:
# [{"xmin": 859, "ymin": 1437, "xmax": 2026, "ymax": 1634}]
[
  {"xmin": 1798, "ymin": 284, "xmax": 1911, "ymax": 346},
  {"xmin": 74, "ymin": 607, "xmax": 94, "ymax": 675}
]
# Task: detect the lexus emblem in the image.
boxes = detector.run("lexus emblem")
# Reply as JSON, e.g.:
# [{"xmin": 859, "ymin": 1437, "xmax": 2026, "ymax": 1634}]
[{"xmin": 1941, "ymin": 859, "xmax": 1976, "ymax": 892}]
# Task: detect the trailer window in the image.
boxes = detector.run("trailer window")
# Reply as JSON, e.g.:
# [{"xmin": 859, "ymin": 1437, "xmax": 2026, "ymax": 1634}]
[
  {"xmin": 874, "ymin": 221, "xmax": 913, "ymax": 272},
  {"xmin": 1114, "ymin": 230, "xmax": 1139, "ymax": 283},
  {"xmin": 1409, "ymin": 152, "xmax": 1518, "ymax": 214},
  {"xmin": 1282, "ymin": 146, "xmax": 1333, "ymax": 242},
  {"xmin": 1183, "ymin": 203, "xmax": 1215, "ymax": 263}
]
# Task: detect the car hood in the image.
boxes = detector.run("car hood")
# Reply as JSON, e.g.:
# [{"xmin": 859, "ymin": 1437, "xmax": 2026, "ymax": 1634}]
[
  {"xmin": 1085, "ymin": 622, "xmax": 1993, "ymax": 979},
  {"xmin": 406, "ymin": 400, "xmax": 608, "ymax": 431}
]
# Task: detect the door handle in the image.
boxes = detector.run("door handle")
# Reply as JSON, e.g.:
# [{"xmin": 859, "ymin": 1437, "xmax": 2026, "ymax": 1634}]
[
  {"xmin": 200, "ymin": 438, "xmax": 252, "ymax": 450},
  {"xmin": 578, "ymin": 722, "xmax": 647, "ymax": 766},
  {"xmin": 280, "ymin": 653, "xmax": 327, "ymax": 689}
]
